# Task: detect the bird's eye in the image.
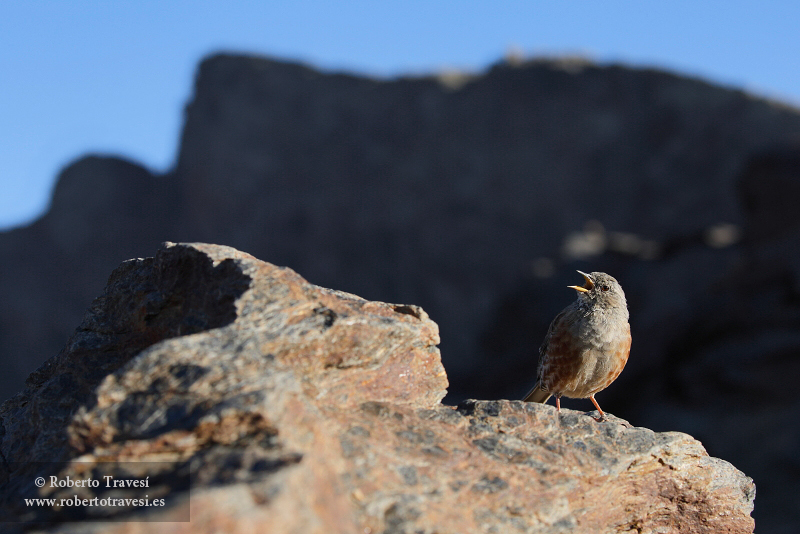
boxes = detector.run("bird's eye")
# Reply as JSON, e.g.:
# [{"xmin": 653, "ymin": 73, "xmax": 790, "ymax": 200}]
[{"xmin": 601, "ymin": 285, "xmax": 610, "ymax": 292}]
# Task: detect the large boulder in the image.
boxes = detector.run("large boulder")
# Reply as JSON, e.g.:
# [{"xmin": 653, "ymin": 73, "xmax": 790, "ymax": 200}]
[{"xmin": 0, "ymin": 243, "xmax": 754, "ymax": 532}]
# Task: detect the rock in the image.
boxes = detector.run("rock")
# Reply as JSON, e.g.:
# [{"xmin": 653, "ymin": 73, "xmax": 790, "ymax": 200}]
[{"xmin": 0, "ymin": 243, "xmax": 754, "ymax": 533}]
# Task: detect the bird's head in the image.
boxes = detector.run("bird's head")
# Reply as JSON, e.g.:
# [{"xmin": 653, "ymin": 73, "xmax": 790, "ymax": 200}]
[{"xmin": 568, "ymin": 270, "xmax": 628, "ymax": 311}]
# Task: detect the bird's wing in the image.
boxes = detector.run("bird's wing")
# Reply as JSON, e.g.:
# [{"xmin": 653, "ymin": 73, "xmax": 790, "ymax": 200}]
[{"xmin": 536, "ymin": 307, "xmax": 567, "ymax": 378}]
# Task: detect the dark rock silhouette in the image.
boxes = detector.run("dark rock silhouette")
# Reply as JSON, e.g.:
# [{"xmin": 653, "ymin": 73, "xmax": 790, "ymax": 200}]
[
  {"xmin": 0, "ymin": 243, "xmax": 755, "ymax": 532},
  {"xmin": 1, "ymin": 53, "xmax": 800, "ymax": 530}
]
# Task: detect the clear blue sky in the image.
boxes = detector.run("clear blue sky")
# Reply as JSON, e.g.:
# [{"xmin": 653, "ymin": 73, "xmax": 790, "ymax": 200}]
[{"xmin": 2, "ymin": 1, "xmax": 799, "ymax": 230}]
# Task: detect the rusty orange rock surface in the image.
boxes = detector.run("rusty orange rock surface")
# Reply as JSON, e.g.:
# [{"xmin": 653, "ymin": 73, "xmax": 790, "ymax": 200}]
[{"xmin": 0, "ymin": 243, "xmax": 754, "ymax": 533}]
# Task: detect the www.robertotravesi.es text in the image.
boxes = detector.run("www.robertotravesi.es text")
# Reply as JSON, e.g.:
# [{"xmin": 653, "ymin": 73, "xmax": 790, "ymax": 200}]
[{"xmin": 25, "ymin": 496, "xmax": 165, "ymax": 508}]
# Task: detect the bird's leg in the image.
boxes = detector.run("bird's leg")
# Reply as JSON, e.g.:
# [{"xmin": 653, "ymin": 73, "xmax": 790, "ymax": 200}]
[
  {"xmin": 556, "ymin": 394, "xmax": 561, "ymax": 412},
  {"xmin": 589, "ymin": 395, "xmax": 608, "ymax": 422}
]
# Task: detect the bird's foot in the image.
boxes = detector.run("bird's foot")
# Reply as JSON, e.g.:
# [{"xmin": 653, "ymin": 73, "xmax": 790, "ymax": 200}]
[
  {"xmin": 591, "ymin": 411, "xmax": 608, "ymax": 422},
  {"xmin": 588, "ymin": 395, "xmax": 608, "ymax": 422}
]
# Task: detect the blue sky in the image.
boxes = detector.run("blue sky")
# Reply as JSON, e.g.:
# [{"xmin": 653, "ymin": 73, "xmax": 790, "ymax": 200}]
[{"xmin": 2, "ymin": 1, "xmax": 799, "ymax": 230}]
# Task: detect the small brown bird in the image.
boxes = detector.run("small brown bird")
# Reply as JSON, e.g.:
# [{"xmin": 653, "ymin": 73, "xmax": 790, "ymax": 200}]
[{"xmin": 523, "ymin": 270, "xmax": 631, "ymax": 421}]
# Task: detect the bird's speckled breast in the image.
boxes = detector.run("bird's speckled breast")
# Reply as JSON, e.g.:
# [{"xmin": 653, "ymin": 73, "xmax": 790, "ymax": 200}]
[{"xmin": 543, "ymin": 305, "xmax": 631, "ymax": 398}]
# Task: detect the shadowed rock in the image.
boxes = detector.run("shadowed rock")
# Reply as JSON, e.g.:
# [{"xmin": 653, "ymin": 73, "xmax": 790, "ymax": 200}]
[{"xmin": 0, "ymin": 243, "xmax": 754, "ymax": 532}]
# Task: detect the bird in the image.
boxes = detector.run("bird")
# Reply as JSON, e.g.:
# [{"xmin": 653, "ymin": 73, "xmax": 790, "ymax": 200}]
[{"xmin": 522, "ymin": 270, "xmax": 631, "ymax": 421}]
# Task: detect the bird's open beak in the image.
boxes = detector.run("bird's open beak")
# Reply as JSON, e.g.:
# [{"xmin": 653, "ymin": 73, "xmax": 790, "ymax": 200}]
[{"xmin": 568, "ymin": 270, "xmax": 594, "ymax": 293}]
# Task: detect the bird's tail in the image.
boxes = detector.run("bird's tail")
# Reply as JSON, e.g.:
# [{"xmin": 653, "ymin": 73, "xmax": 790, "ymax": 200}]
[{"xmin": 522, "ymin": 382, "xmax": 552, "ymax": 403}]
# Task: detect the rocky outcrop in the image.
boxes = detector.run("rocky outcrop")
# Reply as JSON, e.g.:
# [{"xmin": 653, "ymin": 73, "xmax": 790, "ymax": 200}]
[{"xmin": 0, "ymin": 243, "xmax": 754, "ymax": 533}]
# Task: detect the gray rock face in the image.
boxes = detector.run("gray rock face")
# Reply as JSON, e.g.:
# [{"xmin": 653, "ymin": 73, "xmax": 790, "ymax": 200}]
[
  {"xmin": 0, "ymin": 54, "xmax": 799, "ymax": 530},
  {"xmin": 0, "ymin": 243, "xmax": 754, "ymax": 533}
]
